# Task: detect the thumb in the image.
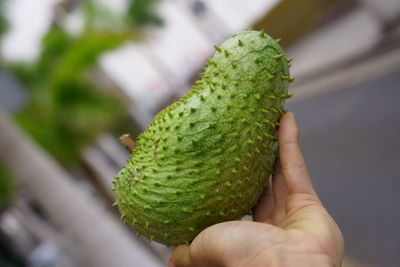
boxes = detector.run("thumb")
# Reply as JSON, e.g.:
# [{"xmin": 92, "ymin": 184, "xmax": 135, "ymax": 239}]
[
  {"xmin": 278, "ymin": 112, "xmax": 316, "ymax": 196},
  {"xmin": 278, "ymin": 113, "xmax": 343, "ymax": 253},
  {"xmin": 277, "ymin": 113, "xmax": 328, "ymax": 230},
  {"xmin": 278, "ymin": 112, "xmax": 325, "ymax": 229}
]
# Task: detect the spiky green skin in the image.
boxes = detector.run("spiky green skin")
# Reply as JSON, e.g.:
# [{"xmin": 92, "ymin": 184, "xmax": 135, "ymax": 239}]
[{"xmin": 113, "ymin": 30, "xmax": 292, "ymax": 246}]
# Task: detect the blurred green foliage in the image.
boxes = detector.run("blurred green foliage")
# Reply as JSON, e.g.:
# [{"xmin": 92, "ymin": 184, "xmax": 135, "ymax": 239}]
[
  {"xmin": 6, "ymin": 0, "xmax": 162, "ymax": 165},
  {"xmin": 0, "ymin": 0, "xmax": 7, "ymax": 38},
  {"xmin": 11, "ymin": 26, "xmax": 129, "ymax": 164},
  {"xmin": 127, "ymin": 0, "xmax": 163, "ymax": 27},
  {"xmin": 0, "ymin": 163, "xmax": 16, "ymax": 209}
]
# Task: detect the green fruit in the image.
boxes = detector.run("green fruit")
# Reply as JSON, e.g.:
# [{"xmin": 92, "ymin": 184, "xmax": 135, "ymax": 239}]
[{"xmin": 113, "ymin": 30, "xmax": 293, "ymax": 246}]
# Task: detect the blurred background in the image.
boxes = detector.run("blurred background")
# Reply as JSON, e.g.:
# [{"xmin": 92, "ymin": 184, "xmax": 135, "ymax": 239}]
[{"xmin": 0, "ymin": 0, "xmax": 399, "ymax": 266}]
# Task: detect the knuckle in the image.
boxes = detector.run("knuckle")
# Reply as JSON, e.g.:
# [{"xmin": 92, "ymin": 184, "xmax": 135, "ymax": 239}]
[
  {"xmin": 280, "ymin": 160, "xmax": 305, "ymax": 172},
  {"xmin": 286, "ymin": 193, "xmax": 322, "ymax": 213}
]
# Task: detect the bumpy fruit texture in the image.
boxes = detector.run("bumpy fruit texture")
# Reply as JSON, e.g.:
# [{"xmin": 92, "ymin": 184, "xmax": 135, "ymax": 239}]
[{"xmin": 113, "ymin": 30, "xmax": 293, "ymax": 246}]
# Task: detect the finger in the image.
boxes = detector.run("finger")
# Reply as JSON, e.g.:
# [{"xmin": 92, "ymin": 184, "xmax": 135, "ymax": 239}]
[
  {"xmin": 278, "ymin": 112, "xmax": 315, "ymax": 195},
  {"xmin": 169, "ymin": 225, "xmax": 231, "ymax": 267},
  {"xmin": 252, "ymin": 177, "xmax": 275, "ymax": 223},
  {"xmin": 169, "ymin": 245, "xmax": 192, "ymax": 267},
  {"xmin": 171, "ymin": 221, "xmax": 283, "ymax": 267},
  {"xmin": 272, "ymin": 161, "xmax": 289, "ymax": 206},
  {"xmin": 270, "ymin": 160, "xmax": 289, "ymax": 224}
]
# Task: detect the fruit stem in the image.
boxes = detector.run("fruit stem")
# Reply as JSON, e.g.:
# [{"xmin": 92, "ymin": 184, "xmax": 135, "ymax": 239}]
[{"xmin": 119, "ymin": 134, "xmax": 136, "ymax": 152}]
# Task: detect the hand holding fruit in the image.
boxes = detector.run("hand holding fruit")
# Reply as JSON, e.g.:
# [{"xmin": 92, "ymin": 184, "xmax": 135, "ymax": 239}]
[{"xmin": 169, "ymin": 113, "xmax": 344, "ymax": 267}]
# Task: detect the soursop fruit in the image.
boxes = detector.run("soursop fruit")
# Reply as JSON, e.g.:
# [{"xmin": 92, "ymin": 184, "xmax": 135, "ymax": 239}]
[{"xmin": 113, "ymin": 30, "xmax": 293, "ymax": 246}]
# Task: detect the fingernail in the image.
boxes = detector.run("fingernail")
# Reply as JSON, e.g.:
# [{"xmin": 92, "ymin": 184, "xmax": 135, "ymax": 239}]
[
  {"xmin": 168, "ymin": 261, "xmax": 176, "ymax": 267},
  {"xmin": 285, "ymin": 112, "xmax": 296, "ymax": 124}
]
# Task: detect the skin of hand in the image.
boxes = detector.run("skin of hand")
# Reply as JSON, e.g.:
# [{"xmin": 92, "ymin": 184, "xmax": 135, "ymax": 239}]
[{"xmin": 168, "ymin": 112, "xmax": 344, "ymax": 267}]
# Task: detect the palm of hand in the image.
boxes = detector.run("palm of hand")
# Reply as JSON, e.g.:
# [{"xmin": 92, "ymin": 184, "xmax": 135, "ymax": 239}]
[{"xmin": 169, "ymin": 113, "xmax": 344, "ymax": 267}]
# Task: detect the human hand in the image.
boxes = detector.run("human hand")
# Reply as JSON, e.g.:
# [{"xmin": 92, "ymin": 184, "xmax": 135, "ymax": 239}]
[{"xmin": 168, "ymin": 112, "xmax": 344, "ymax": 267}]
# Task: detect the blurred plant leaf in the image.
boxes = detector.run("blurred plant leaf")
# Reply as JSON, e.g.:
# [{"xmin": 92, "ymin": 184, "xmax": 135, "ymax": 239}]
[
  {"xmin": 84, "ymin": 1, "xmax": 127, "ymax": 33},
  {"xmin": 0, "ymin": 163, "xmax": 16, "ymax": 209},
  {"xmin": 126, "ymin": 0, "xmax": 163, "ymax": 27},
  {"xmin": 0, "ymin": 0, "xmax": 8, "ymax": 38},
  {"xmin": 6, "ymin": 0, "xmax": 162, "ymax": 165},
  {"xmin": 10, "ymin": 12, "xmax": 132, "ymax": 164}
]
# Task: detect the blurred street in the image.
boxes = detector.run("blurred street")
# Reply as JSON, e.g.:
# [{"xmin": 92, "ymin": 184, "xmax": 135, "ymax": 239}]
[{"xmin": 289, "ymin": 69, "xmax": 400, "ymax": 267}]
